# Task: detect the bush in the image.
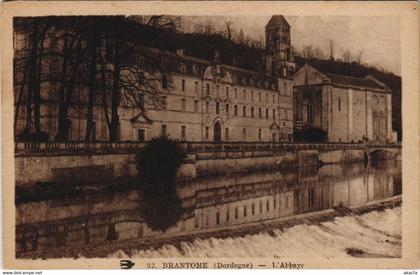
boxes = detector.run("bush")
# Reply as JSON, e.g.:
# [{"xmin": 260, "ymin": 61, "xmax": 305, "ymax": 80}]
[
  {"xmin": 136, "ymin": 136, "xmax": 187, "ymax": 232},
  {"xmin": 136, "ymin": 136, "xmax": 186, "ymax": 187},
  {"xmin": 293, "ymin": 127, "xmax": 328, "ymax": 143}
]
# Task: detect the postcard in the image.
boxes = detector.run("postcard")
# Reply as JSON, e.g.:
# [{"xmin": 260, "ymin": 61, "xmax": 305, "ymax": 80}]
[{"xmin": 1, "ymin": 1, "xmax": 419, "ymax": 270}]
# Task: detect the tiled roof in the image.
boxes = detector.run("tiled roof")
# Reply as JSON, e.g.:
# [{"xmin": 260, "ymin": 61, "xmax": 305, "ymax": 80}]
[
  {"xmin": 125, "ymin": 45, "xmax": 278, "ymax": 89},
  {"xmin": 266, "ymin": 15, "xmax": 290, "ymax": 28},
  {"xmin": 324, "ymin": 73, "xmax": 385, "ymax": 90}
]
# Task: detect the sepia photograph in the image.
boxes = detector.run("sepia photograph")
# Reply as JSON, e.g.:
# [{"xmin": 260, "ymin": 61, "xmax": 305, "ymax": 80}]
[{"xmin": 1, "ymin": 1, "xmax": 419, "ymax": 270}]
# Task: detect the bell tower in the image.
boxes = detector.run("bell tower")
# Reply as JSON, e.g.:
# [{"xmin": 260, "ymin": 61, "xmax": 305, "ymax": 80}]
[
  {"xmin": 263, "ymin": 15, "xmax": 295, "ymax": 141},
  {"xmin": 264, "ymin": 15, "xmax": 295, "ymax": 78}
]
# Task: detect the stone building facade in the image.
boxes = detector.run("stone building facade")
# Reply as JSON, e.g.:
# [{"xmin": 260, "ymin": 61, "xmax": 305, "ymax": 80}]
[
  {"xmin": 13, "ymin": 15, "xmax": 295, "ymax": 143},
  {"xmin": 129, "ymin": 53, "xmax": 294, "ymax": 143},
  {"xmin": 293, "ymin": 64, "xmax": 394, "ymax": 143},
  {"xmin": 123, "ymin": 16, "xmax": 295, "ymax": 143},
  {"xmin": 14, "ymin": 15, "xmax": 395, "ymax": 144}
]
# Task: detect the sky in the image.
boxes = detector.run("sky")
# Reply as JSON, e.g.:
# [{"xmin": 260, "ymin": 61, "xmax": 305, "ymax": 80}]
[{"xmin": 182, "ymin": 16, "xmax": 401, "ymax": 75}]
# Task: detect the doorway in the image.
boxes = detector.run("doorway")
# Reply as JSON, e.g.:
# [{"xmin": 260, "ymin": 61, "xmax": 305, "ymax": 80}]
[{"xmin": 214, "ymin": 122, "xmax": 221, "ymax": 143}]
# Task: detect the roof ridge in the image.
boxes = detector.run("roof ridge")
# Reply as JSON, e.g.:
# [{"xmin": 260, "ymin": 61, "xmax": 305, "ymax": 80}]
[
  {"xmin": 266, "ymin": 15, "xmax": 291, "ymax": 28},
  {"xmin": 324, "ymin": 72, "xmax": 369, "ymax": 79}
]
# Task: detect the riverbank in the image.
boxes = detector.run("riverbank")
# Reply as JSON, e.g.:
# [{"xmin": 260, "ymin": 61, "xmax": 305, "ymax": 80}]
[
  {"xmin": 15, "ymin": 143, "xmax": 401, "ymax": 186},
  {"xmin": 17, "ymin": 195, "xmax": 401, "ymax": 259}
]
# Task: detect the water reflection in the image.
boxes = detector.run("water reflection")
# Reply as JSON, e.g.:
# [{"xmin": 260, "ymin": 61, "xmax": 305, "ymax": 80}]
[
  {"xmin": 15, "ymin": 160, "xmax": 401, "ymax": 257},
  {"xmin": 139, "ymin": 184, "xmax": 185, "ymax": 232}
]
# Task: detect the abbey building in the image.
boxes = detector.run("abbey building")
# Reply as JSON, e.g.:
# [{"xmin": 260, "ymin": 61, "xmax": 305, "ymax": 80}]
[
  {"xmin": 13, "ymin": 15, "xmax": 395, "ymax": 143},
  {"xmin": 125, "ymin": 15, "xmax": 295, "ymax": 143},
  {"xmin": 293, "ymin": 64, "xmax": 393, "ymax": 142}
]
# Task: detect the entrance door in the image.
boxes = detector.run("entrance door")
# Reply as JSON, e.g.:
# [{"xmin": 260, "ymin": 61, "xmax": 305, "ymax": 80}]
[{"xmin": 214, "ymin": 122, "xmax": 221, "ymax": 143}]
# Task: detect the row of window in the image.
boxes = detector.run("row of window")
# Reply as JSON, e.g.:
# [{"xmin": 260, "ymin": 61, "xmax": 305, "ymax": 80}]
[
  {"xmin": 179, "ymin": 98, "xmax": 281, "ymax": 120},
  {"xmin": 180, "ymin": 98, "xmax": 279, "ymax": 119},
  {"xmin": 195, "ymin": 197, "xmax": 291, "ymax": 227},
  {"xmin": 138, "ymin": 125, "xmax": 186, "ymax": 142},
  {"xmin": 138, "ymin": 126, "xmax": 290, "ymax": 142},
  {"xmin": 178, "ymin": 79, "xmax": 290, "ymax": 101},
  {"xmin": 204, "ymin": 127, "xmax": 286, "ymax": 142},
  {"xmin": 230, "ymin": 105, "xmax": 276, "ymax": 119}
]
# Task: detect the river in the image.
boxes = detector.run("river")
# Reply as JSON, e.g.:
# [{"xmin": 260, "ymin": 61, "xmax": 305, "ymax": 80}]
[{"xmin": 15, "ymin": 160, "xmax": 402, "ymax": 258}]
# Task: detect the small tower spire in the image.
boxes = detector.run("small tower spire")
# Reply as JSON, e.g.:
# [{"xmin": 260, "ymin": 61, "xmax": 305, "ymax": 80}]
[{"xmin": 264, "ymin": 15, "xmax": 295, "ymax": 77}]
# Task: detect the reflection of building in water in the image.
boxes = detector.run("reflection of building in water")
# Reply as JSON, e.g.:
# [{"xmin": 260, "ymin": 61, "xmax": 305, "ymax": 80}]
[
  {"xmin": 319, "ymin": 164, "xmax": 395, "ymax": 207},
  {"xmin": 194, "ymin": 184, "xmax": 295, "ymax": 229},
  {"xmin": 15, "ymin": 161, "xmax": 400, "ymax": 256}
]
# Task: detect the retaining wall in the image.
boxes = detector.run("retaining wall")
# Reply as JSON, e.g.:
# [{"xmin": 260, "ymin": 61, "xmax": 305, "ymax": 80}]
[{"xmin": 15, "ymin": 147, "xmax": 399, "ymax": 186}]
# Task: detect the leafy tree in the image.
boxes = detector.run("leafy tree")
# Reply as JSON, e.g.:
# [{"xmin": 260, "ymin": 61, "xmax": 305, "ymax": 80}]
[
  {"xmin": 294, "ymin": 127, "xmax": 328, "ymax": 143},
  {"xmin": 136, "ymin": 136, "xmax": 186, "ymax": 187},
  {"xmin": 136, "ymin": 136, "xmax": 187, "ymax": 232}
]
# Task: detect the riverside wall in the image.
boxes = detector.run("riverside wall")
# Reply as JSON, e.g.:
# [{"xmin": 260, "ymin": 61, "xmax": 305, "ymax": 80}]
[{"xmin": 14, "ymin": 145, "xmax": 401, "ymax": 186}]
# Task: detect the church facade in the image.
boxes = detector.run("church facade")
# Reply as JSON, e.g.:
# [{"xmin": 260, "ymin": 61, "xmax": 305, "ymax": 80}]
[{"xmin": 293, "ymin": 64, "xmax": 394, "ymax": 143}]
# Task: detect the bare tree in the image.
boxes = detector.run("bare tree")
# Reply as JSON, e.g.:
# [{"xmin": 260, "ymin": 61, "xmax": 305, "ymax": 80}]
[
  {"xmin": 313, "ymin": 47, "xmax": 325, "ymax": 59},
  {"xmin": 356, "ymin": 50, "xmax": 363, "ymax": 64},
  {"xmin": 237, "ymin": 29, "xmax": 245, "ymax": 44},
  {"xmin": 225, "ymin": 21, "xmax": 233, "ymax": 40},
  {"xmin": 55, "ymin": 18, "xmax": 87, "ymax": 141},
  {"xmin": 145, "ymin": 15, "xmax": 182, "ymax": 31},
  {"xmin": 329, "ymin": 39, "xmax": 335, "ymax": 60},
  {"xmin": 14, "ymin": 16, "xmax": 180, "ymax": 142},
  {"xmin": 204, "ymin": 20, "xmax": 215, "ymax": 35},
  {"xmin": 14, "ymin": 17, "xmax": 52, "ymax": 141},
  {"xmin": 98, "ymin": 16, "xmax": 177, "ymax": 141},
  {"xmin": 256, "ymin": 34, "xmax": 265, "ymax": 49},
  {"xmin": 192, "ymin": 23, "xmax": 205, "ymax": 34},
  {"xmin": 83, "ymin": 19, "xmax": 102, "ymax": 142},
  {"xmin": 302, "ymin": 45, "xmax": 314, "ymax": 59},
  {"xmin": 342, "ymin": 50, "xmax": 352, "ymax": 63}
]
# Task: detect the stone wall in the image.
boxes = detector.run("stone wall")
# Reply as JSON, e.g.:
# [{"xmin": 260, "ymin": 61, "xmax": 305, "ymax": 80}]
[
  {"xmin": 319, "ymin": 149, "xmax": 365, "ymax": 164},
  {"xmin": 15, "ymin": 147, "xmax": 400, "ymax": 186},
  {"xmin": 15, "ymin": 154, "xmax": 135, "ymax": 186},
  {"xmin": 195, "ymin": 151, "xmax": 297, "ymax": 177}
]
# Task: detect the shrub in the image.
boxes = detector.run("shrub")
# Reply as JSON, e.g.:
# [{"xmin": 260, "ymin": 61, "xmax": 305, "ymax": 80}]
[
  {"xmin": 136, "ymin": 136, "xmax": 186, "ymax": 187},
  {"xmin": 136, "ymin": 136, "xmax": 187, "ymax": 232},
  {"xmin": 293, "ymin": 127, "xmax": 328, "ymax": 143}
]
